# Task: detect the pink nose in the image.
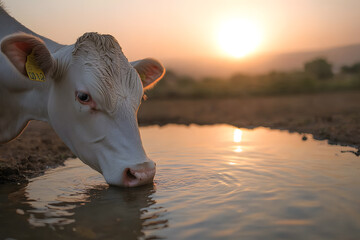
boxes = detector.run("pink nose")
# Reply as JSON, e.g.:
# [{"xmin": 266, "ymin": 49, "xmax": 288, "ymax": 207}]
[{"xmin": 123, "ymin": 162, "xmax": 156, "ymax": 187}]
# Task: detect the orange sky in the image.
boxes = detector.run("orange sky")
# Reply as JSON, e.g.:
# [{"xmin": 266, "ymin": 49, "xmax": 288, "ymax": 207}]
[{"xmin": 3, "ymin": 0, "xmax": 360, "ymax": 62}]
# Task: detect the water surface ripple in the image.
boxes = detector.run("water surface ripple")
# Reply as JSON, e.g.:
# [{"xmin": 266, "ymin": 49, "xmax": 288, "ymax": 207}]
[{"xmin": 1, "ymin": 124, "xmax": 359, "ymax": 239}]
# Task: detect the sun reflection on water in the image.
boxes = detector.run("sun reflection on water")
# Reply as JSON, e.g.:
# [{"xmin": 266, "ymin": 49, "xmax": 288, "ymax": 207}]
[
  {"xmin": 234, "ymin": 146, "xmax": 243, "ymax": 153},
  {"xmin": 233, "ymin": 129, "xmax": 243, "ymax": 143},
  {"xmin": 233, "ymin": 129, "xmax": 243, "ymax": 153}
]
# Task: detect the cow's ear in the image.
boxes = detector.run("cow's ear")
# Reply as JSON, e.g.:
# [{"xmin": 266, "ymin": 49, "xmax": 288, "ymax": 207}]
[
  {"xmin": 1, "ymin": 33, "xmax": 54, "ymax": 79},
  {"xmin": 131, "ymin": 58, "xmax": 165, "ymax": 90}
]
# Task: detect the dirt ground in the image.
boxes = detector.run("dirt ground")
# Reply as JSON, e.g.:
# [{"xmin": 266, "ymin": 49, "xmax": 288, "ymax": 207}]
[{"xmin": 1, "ymin": 91, "xmax": 359, "ymax": 183}]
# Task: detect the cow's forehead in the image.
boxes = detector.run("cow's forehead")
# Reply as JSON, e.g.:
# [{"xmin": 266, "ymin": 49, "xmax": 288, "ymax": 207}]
[
  {"xmin": 71, "ymin": 32, "xmax": 143, "ymax": 113},
  {"xmin": 72, "ymin": 32, "xmax": 131, "ymax": 78}
]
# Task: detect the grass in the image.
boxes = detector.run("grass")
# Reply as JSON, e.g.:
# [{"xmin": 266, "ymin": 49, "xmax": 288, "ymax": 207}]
[{"xmin": 146, "ymin": 69, "xmax": 360, "ymax": 99}]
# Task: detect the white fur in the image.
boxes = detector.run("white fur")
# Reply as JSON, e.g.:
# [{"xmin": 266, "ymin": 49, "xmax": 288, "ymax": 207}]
[
  {"xmin": 72, "ymin": 33, "xmax": 144, "ymax": 113},
  {"xmin": 0, "ymin": 6, "xmax": 164, "ymax": 187}
]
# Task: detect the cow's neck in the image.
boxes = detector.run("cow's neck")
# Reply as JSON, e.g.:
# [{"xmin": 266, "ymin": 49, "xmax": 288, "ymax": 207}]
[
  {"xmin": 0, "ymin": 7, "xmax": 68, "ymax": 143},
  {"xmin": 0, "ymin": 75, "xmax": 51, "ymax": 143},
  {"xmin": 0, "ymin": 47, "xmax": 72, "ymax": 144}
]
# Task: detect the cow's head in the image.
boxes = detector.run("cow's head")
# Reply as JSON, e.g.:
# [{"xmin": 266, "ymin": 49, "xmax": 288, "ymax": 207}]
[{"xmin": 1, "ymin": 32, "xmax": 165, "ymax": 187}]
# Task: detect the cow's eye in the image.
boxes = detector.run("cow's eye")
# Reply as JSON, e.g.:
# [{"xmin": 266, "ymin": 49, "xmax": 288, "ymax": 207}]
[{"xmin": 76, "ymin": 91, "xmax": 91, "ymax": 103}]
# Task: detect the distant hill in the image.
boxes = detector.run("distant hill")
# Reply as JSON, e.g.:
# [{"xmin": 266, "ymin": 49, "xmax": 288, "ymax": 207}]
[{"xmin": 163, "ymin": 43, "xmax": 360, "ymax": 78}]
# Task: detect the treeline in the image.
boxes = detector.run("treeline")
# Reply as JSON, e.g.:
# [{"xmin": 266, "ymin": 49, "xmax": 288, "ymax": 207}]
[{"xmin": 146, "ymin": 58, "xmax": 360, "ymax": 99}]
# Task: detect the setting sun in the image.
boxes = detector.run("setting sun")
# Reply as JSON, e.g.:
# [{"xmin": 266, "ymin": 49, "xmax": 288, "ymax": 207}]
[{"xmin": 218, "ymin": 18, "xmax": 262, "ymax": 58}]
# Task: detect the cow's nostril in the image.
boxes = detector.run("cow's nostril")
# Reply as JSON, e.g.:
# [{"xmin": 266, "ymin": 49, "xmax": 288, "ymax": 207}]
[
  {"xmin": 126, "ymin": 168, "xmax": 137, "ymax": 180},
  {"xmin": 122, "ymin": 165, "xmax": 155, "ymax": 187}
]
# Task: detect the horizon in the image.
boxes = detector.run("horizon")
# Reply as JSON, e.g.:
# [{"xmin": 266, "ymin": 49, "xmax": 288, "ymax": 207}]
[{"xmin": 2, "ymin": 0, "xmax": 360, "ymax": 77}]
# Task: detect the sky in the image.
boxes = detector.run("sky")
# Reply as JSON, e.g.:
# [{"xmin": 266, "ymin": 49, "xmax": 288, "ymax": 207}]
[{"xmin": 3, "ymin": 0, "xmax": 360, "ymax": 64}]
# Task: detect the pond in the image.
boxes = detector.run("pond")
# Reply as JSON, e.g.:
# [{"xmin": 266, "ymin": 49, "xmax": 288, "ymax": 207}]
[{"xmin": 1, "ymin": 124, "xmax": 360, "ymax": 239}]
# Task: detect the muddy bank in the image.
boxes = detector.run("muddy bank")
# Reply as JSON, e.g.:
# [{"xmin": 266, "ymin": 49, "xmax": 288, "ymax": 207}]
[
  {"xmin": 0, "ymin": 122, "xmax": 75, "ymax": 183},
  {"xmin": 139, "ymin": 91, "xmax": 360, "ymax": 149},
  {"xmin": 1, "ymin": 91, "xmax": 359, "ymax": 183}
]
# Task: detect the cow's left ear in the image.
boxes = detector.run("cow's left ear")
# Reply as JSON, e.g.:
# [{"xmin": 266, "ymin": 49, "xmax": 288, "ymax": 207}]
[
  {"xmin": 1, "ymin": 32, "xmax": 54, "ymax": 79},
  {"xmin": 131, "ymin": 58, "xmax": 165, "ymax": 90}
]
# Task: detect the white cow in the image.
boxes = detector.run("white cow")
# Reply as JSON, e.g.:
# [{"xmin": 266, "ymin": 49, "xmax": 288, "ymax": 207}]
[{"xmin": 0, "ymin": 6, "xmax": 165, "ymax": 187}]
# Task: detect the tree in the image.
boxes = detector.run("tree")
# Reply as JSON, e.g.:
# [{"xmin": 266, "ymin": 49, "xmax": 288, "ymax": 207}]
[
  {"xmin": 341, "ymin": 62, "xmax": 360, "ymax": 74},
  {"xmin": 304, "ymin": 58, "xmax": 333, "ymax": 79}
]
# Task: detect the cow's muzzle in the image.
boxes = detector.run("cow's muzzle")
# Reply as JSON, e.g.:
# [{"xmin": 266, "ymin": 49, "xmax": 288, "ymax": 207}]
[{"xmin": 122, "ymin": 161, "xmax": 156, "ymax": 187}]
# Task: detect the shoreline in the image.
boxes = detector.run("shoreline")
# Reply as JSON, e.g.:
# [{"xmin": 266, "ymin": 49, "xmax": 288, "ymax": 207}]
[{"xmin": 1, "ymin": 91, "xmax": 359, "ymax": 183}]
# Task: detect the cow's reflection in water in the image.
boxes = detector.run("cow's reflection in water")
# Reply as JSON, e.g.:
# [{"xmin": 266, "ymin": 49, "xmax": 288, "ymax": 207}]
[
  {"xmin": 21, "ymin": 182, "xmax": 168, "ymax": 239},
  {"xmin": 70, "ymin": 185, "xmax": 168, "ymax": 239}
]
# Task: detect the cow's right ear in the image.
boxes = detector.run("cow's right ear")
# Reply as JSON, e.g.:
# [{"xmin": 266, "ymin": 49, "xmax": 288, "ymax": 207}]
[{"xmin": 1, "ymin": 33, "xmax": 54, "ymax": 79}]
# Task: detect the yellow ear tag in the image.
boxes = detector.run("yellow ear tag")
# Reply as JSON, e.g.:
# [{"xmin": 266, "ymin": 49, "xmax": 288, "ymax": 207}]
[{"xmin": 25, "ymin": 51, "xmax": 46, "ymax": 82}]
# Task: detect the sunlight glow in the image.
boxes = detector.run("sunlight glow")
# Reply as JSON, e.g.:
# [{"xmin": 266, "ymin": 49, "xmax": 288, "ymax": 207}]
[
  {"xmin": 234, "ymin": 146, "xmax": 243, "ymax": 153},
  {"xmin": 233, "ymin": 129, "xmax": 243, "ymax": 143},
  {"xmin": 218, "ymin": 18, "xmax": 262, "ymax": 58},
  {"xmin": 233, "ymin": 129, "xmax": 243, "ymax": 153}
]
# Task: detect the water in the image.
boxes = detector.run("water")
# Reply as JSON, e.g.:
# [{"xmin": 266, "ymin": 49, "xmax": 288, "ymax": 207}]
[{"xmin": 1, "ymin": 124, "xmax": 360, "ymax": 239}]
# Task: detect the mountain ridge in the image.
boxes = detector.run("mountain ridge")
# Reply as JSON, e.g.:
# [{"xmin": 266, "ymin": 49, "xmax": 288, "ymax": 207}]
[{"xmin": 163, "ymin": 43, "xmax": 360, "ymax": 78}]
